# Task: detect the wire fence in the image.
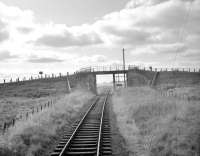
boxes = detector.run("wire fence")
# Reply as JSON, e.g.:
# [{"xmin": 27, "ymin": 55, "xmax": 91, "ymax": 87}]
[
  {"xmin": 158, "ymin": 89, "xmax": 199, "ymax": 101},
  {"xmin": 0, "ymin": 99, "xmax": 54, "ymax": 135},
  {"xmin": 0, "ymin": 72, "xmax": 70, "ymax": 85}
]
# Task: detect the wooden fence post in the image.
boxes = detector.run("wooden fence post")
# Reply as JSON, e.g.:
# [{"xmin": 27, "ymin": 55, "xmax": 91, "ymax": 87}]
[
  {"xmin": 26, "ymin": 112, "xmax": 29, "ymax": 120},
  {"xmin": 12, "ymin": 119, "xmax": 15, "ymax": 126},
  {"xmin": 3, "ymin": 122, "xmax": 7, "ymax": 134}
]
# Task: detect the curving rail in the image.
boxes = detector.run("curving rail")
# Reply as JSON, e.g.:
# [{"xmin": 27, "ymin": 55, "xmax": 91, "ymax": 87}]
[{"xmin": 50, "ymin": 92, "xmax": 111, "ymax": 156}]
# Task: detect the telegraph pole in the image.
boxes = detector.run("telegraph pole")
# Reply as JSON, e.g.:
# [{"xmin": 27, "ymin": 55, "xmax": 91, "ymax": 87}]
[{"xmin": 122, "ymin": 48, "xmax": 126, "ymax": 87}]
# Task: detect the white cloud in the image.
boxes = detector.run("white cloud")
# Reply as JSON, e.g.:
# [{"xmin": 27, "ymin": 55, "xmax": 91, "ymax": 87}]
[
  {"xmin": 0, "ymin": 50, "xmax": 18, "ymax": 61},
  {"xmin": 0, "ymin": 0, "xmax": 199, "ymax": 76},
  {"xmin": 27, "ymin": 55, "xmax": 64, "ymax": 63},
  {"xmin": 35, "ymin": 31, "xmax": 103, "ymax": 47}
]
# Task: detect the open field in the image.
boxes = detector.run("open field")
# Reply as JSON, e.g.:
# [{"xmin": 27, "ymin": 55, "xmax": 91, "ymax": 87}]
[{"xmin": 112, "ymin": 87, "xmax": 200, "ymax": 156}]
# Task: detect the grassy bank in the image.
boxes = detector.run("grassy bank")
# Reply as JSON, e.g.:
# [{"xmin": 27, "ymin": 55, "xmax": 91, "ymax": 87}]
[
  {"xmin": 112, "ymin": 87, "xmax": 200, "ymax": 156},
  {"xmin": 0, "ymin": 89, "xmax": 94, "ymax": 156},
  {"xmin": 0, "ymin": 79, "xmax": 69, "ymax": 128}
]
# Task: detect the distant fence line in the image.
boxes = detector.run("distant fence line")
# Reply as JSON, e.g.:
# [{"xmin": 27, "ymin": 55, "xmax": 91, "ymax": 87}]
[
  {"xmin": 78, "ymin": 65, "xmax": 200, "ymax": 73},
  {"xmin": 1, "ymin": 99, "xmax": 54, "ymax": 135},
  {"xmin": 128, "ymin": 65, "xmax": 200, "ymax": 73},
  {"xmin": 0, "ymin": 72, "xmax": 72, "ymax": 86},
  {"xmin": 158, "ymin": 89, "xmax": 199, "ymax": 101}
]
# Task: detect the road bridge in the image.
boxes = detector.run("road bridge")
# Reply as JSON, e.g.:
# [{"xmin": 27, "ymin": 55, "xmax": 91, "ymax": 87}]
[{"xmin": 76, "ymin": 66, "xmax": 129, "ymax": 92}]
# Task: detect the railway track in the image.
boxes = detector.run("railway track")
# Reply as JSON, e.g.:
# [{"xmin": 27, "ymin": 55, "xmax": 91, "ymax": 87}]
[{"xmin": 51, "ymin": 92, "xmax": 112, "ymax": 156}]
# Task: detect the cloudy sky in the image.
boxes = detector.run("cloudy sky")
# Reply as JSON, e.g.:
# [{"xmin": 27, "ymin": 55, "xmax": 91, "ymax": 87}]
[{"xmin": 0, "ymin": 0, "xmax": 199, "ymax": 79}]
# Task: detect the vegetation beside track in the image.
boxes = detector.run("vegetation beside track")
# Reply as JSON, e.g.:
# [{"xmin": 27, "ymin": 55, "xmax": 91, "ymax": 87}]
[
  {"xmin": 0, "ymin": 89, "xmax": 94, "ymax": 156},
  {"xmin": 112, "ymin": 87, "xmax": 200, "ymax": 156}
]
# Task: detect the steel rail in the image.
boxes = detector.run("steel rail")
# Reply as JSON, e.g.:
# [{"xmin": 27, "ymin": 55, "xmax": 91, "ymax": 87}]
[
  {"xmin": 58, "ymin": 96, "xmax": 99, "ymax": 156},
  {"xmin": 96, "ymin": 92, "xmax": 109, "ymax": 156}
]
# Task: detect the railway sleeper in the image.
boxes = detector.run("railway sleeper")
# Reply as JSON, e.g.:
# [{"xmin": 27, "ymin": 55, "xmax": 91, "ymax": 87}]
[
  {"xmin": 68, "ymin": 147, "xmax": 97, "ymax": 151},
  {"xmin": 66, "ymin": 150, "xmax": 96, "ymax": 155}
]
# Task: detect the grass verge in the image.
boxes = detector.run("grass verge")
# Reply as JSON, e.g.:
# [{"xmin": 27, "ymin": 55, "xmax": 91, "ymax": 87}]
[{"xmin": 112, "ymin": 87, "xmax": 200, "ymax": 156}]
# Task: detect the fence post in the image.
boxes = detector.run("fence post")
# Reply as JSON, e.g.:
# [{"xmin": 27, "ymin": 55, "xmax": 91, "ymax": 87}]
[
  {"xmin": 4, "ymin": 79, "xmax": 5, "ymax": 84},
  {"xmin": 41, "ymin": 105, "xmax": 43, "ymax": 111},
  {"xmin": 32, "ymin": 108, "xmax": 34, "ymax": 114},
  {"xmin": 3, "ymin": 122, "xmax": 7, "ymax": 134},
  {"xmin": 26, "ymin": 112, "xmax": 29, "ymax": 120},
  {"xmin": 12, "ymin": 119, "xmax": 15, "ymax": 126}
]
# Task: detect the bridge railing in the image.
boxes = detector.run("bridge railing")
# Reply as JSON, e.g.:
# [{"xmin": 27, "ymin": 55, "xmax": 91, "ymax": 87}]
[
  {"xmin": 78, "ymin": 65, "xmax": 200, "ymax": 73},
  {"xmin": 79, "ymin": 65, "xmax": 129, "ymax": 73}
]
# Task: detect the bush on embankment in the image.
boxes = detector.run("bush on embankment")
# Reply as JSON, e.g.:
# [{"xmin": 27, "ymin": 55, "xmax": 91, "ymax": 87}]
[
  {"xmin": 0, "ymin": 89, "xmax": 94, "ymax": 156},
  {"xmin": 112, "ymin": 87, "xmax": 200, "ymax": 156}
]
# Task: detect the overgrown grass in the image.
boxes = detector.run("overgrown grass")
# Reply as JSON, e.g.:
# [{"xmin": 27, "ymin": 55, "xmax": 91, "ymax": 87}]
[
  {"xmin": 0, "ymin": 89, "xmax": 94, "ymax": 156},
  {"xmin": 0, "ymin": 79, "xmax": 68, "ymax": 129},
  {"xmin": 112, "ymin": 87, "xmax": 200, "ymax": 156}
]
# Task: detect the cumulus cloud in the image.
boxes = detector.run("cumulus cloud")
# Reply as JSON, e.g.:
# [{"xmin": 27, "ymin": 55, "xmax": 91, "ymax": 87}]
[
  {"xmin": 103, "ymin": 26, "xmax": 151, "ymax": 46},
  {"xmin": 17, "ymin": 27, "xmax": 33, "ymax": 34},
  {"xmin": 28, "ymin": 55, "xmax": 64, "ymax": 63},
  {"xmin": 35, "ymin": 31, "xmax": 103, "ymax": 47},
  {"xmin": 0, "ymin": 19, "xmax": 6, "ymax": 29},
  {"xmin": 0, "ymin": 19, "xmax": 9, "ymax": 42},
  {"xmin": 0, "ymin": 51, "xmax": 18, "ymax": 61},
  {"xmin": 0, "ymin": 0, "xmax": 199, "ymax": 70},
  {"xmin": 126, "ymin": 0, "xmax": 170, "ymax": 8},
  {"xmin": 0, "ymin": 30, "xmax": 9, "ymax": 42}
]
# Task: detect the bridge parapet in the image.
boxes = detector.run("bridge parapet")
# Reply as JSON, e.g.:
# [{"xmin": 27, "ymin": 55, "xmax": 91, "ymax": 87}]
[
  {"xmin": 78, "ymin": 65, "xmax": 127, "ymax": 73},
  {"xmin": 77, "ymin": 65, "xmax": 200, "ymax": 73}
]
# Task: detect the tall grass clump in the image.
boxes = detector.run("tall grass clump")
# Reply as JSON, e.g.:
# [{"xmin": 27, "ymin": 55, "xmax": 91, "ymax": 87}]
[
  {"xmin": 112, "ymin": 87, "xmax": 200, "ymax": 156},
  {"xmin": 0, "ymin": 89, "xmax": 94, "ymax": 156}
]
